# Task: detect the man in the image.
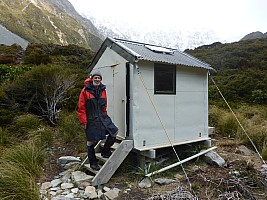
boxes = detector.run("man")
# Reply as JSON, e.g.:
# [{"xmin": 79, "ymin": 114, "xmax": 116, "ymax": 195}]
[{"xmin": 78, "ymin": 71, "xmax": 118, "ymax": 170}]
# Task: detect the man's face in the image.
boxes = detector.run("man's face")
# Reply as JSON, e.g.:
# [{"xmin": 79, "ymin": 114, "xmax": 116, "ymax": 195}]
[{"xmin": 92, "ymin": 75, "xmax": 101, "ymax": 85}]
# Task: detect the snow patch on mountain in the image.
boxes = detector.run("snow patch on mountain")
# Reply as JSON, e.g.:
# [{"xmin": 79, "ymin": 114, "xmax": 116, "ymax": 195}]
[{"xmin": 81, "ymin": 13, "xmax": 220, "ymax": 51}]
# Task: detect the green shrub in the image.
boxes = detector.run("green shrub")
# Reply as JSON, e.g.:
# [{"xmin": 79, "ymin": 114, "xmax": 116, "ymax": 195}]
[
  {"xmin": 29, "ymin": 127, "xmax": 54, "ymax": 148},
  {"xmin": 59, "ymin": 111, "xmax": 85, "ymax": 143},
  {"xmin": 0, "ymin": 108, "xmax": 18, "ymax": 127},
  {"xmin": 0, "ymin": 64, "xmax": 31, "ymax": 82},
  {"xmin": 0, "ymin": 160, "xmax": 40, "ymax": 200},
  {"xmin": 64, "ymin": 87, "xmax": 81, "ymax": 111},
  {"xmin": 0, "ymin": 127, "xmax": 10, "ymax": 146},
  {"xmin": 23, "ymin": 44, "xmax": 51, "ymax": 65},
  {"xmin": 259, "ymin": 106, "xmax": 267, "ymax": 119},
  {"xmin": 0, "ymin": 86, "xmax": 18, "ymax": 127},
  {"xmin": 2, "ymin": 140, "xmax": 45, "ymax": 179},
  {"xmin": 9, "ymin": 114, "xmax": 42, "ymax": 138},
  {"xmin": 217, "ymin": 113, "xmax": 239, "ymax": 138},
  {"xmin": 4, "ymin": 65, "xmax": 77, "ymax": 124},
  {"xmin": 208, "ymin": 105, "xmax": 224, "ymax": 127},
  {"xmin": 242, "ymin": 126, "xmax": 267, "ymax": 153}
]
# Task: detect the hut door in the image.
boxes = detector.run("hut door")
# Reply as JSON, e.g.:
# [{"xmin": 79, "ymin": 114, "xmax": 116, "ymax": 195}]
[
  {"xmin": 112, "ymin": 63, "xmax": 127, "ymax": 139},
  {"xmin": 126, "ymin": 63, "xmax": 130, "ymax": 137}
]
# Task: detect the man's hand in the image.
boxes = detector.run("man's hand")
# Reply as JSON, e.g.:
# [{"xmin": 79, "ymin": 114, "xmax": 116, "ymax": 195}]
[{"xmin": 80, "ymin": 124, "xmax": 87, "ymax": 130}]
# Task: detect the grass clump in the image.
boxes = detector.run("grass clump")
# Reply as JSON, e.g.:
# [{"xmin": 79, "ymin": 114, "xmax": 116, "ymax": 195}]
[
  {"xmin": 210, "ymin": 105, "xmax": 267, "ymax": 159},
  {"xmin": 59, "ymin": 111, "xmax": 85, "ymax": 143},
  {"xmin": 2, "ymin": 140, "xmax": 45, "ymax": 179},
  {"xmin": 240, "ymin": 126, "xmax": 267, "ymax": 153},
  {"xmin": 29, "ymin": 127, "xmax": 54, "ymax": 148},
  {"xmin": 9, "ymin": 114, "xmax": 43, "ymax": 138},
  {"xmin": 0, "ymin": 160, "xmax": 41, "ymax": 200},
  {"xmin": 0, "ymin": 127, "xmax": 10, "ymax": 146},
  {"xmin": 217, "ymin": 112, "xmax": 240, "ymax": 138}
]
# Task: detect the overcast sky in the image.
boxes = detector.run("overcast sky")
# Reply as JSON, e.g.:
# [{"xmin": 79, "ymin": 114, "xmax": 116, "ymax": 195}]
[{"xmin": 68, "ymin": 0, "xmax": 267, "ymax": 43}]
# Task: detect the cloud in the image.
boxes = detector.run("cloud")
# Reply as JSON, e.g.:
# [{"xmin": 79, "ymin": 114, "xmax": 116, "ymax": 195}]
[{"xmin": 69, "ymin": 0, "xmax": 267, "ymax": 42}]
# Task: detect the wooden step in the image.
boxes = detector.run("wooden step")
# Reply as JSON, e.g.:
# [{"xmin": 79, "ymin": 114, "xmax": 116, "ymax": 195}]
[
  {"xmin": 80, "ymin": 140, "xmax": 133, "ymax": 186},
  {"xmin": 99, "ymin": 141, "xmax": 120, "ymax": 150},
  {"xmin": 83, "ymin": 164, "xmax": 102, "ymax": 174},
  {"xmin": 91, "ymin": 140, "xmax": 133, "ymax": 186},
  {"xmin": 95, "ymin": 153, "xmax": 108, "ymax": 162}
]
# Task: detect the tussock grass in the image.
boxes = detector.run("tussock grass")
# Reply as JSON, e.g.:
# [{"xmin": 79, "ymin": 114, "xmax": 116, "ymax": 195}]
[
  {"xmin": 241, "ymin": 126, "xmax": 267, "ymax": 152},
  {"xmin": 208, "ymin": 105, "xmax": 223, "ymax": 128},
  {"xmin": 9, "ymin": 114, "xmax": 43, "ymax": 138},
  {"xmin": 218, "ymin": 113, "xmax": 239, "ymax": 138},
  {"xmin": 209, "ymin": 105, "xmax": 267, "ymax": 159},
  {"xmin": 59, "ymin": 111, "xmax": 85, "ymax": 143},
  {"xmin": 29, "ymin": 127, "xmax": 53, "ymax": 148},
  {"xmin": 0, "ymin": 127, "xmax": 10, "ymax": 146},
  {"xmin": 2, "ymin": 140, "xmax": 45, "ymax": 179},
  {"xmin": 0, "ymin": 118, "xmax": 48, "ymax": 200},
  {"xmin": 0, "ymin": 160, "xmax": 40, "ymax": 200}
]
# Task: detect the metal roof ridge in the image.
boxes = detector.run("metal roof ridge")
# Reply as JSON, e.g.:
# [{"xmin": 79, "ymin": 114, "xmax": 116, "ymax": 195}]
[
  {"xmin": 113, "ymin": 37, "xmax": 178, "ymax": 51},
  {"xmin": 179, "ymin": 50, "xmax": 211, "ymax": 67},
  {"xmin": 115, "ymin": 41, "xmax": 142, "ymax": 58}
]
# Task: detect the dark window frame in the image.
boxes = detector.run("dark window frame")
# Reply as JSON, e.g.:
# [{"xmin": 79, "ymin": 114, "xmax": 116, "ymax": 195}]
[{"xmin": 154, "ymin": 63, "xmax": 176, "ymax": 95}]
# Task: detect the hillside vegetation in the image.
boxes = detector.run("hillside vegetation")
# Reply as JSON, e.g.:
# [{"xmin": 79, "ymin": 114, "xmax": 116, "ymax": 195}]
[
  {"xmin": 185, "ymin": 37, "xmax": 267, "ymax": 105},
  {"xmin": 0, "ymin": 39, "xmax": 266, "ymax": 199}
]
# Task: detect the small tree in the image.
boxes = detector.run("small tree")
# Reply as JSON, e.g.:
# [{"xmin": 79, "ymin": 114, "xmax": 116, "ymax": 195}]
[
  {"xmin": 38, "ymin": 67, "xmax": 76, "ymax": 124},
  {"xmin": 3, "ymin": 65, "xmax": 77, "ymax": 125}
]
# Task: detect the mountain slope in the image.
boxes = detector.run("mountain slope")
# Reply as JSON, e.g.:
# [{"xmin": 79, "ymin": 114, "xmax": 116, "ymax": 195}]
[
  {"xmin": 0, "ymin": 0, "xmax": 103, "ymax": 51},
  {"xmin": 240, "ymin": 31, "xmax": 267, "ymax": 41}
]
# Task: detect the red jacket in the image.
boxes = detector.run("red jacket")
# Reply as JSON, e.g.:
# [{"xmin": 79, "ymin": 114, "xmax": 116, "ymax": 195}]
[{"xmin": 77, "ymin": 78, "xmax": 107, "ymax": 125}]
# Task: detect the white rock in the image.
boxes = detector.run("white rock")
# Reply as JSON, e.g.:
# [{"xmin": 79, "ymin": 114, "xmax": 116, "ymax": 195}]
[
  {"xmin": 154, "ymin": 178, "xmax": 175, "ymax": 185},
  {"xmin": 57, "ymin": 156, "xmax": 81, "ymax": 165},
  {"xmin": 51, "ymin": 195, "xmax": 70, "ymax": 200},
  {"xmin": 50, "ymin": 187, "xmax": 59, "ymax": 192},
  {"xmin": 103, "ymin": 186, "xmax": 111, "ymax": 192},
  {"xmin": 64, "ymin": 162, "xmax": 80, "ymax": 170},
  {"xmin": 78, "ymin": 181, "xmax": 91, "ymax": 189},
  {"xmin": 97, "ymin": 190, "xmax": 104, "ymax": 199},
  {"xmin": 202, "ymin": 150, "xmax": 226, "ymax": 167},
  {"xmin": 49, "ymin": 191, "xmax": 57, "ymax": 196},
  {"xmin": 71, "ymin": 171, "xmax": 93, "ymax": 185},
  {"xmin": 41, "ymin": 182, "xmax": 52, "ymax": 190},
  {"xmin": 61, "ymin": 182, "xmax": 74, "ymax": 189},
  {"xmin": 51, "ymin": 179, "xmax": 62, "ymax": 187},
  {"xmin": 61, "ymin": 171, "xmax": 72, "ymax": 183},
  {"xmin": 104, "ymin": 188, "xmax": 120, "ymax": 200},
  {"xmin": 84, "ymin": 186, "xmax": 97, "ymax": 199},
  {"xmin": 236, "ymin": 145, "xmax": 252, "ymax": 156},
  {"xmin": 138, "ymin": 177, "xmax": 152, "ymax": 188},
  {"xmin": 62, "ymin": 190, "xmax": 70, "ymax": 195},
  {"xmin": 71, "ymin": 188, "xmax": 79, "ymax": 194},
  {"xmin": 65, "ymin": 193, "xmax": 74, "ymax": 198}
]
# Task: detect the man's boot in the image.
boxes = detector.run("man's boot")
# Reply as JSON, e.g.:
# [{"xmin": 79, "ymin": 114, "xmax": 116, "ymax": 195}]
[
  {"xmin": 101, "ymin": 135, "xmax": 115, "ymax": 158},
  {"xmin": 87, "ymin": 145, "xmax": 100, "ymax": 170}
]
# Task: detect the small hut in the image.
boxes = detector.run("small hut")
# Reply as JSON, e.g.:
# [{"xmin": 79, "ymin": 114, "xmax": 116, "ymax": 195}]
[{"xmin": 89, "ymin": 37, "xmax": 214, "ymax": 152}]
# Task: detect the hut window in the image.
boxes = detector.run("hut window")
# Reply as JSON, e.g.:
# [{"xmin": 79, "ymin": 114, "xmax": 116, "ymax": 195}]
[{"xmin": 154, "ymin": 64, "xmax": 176, "ymax": 94}]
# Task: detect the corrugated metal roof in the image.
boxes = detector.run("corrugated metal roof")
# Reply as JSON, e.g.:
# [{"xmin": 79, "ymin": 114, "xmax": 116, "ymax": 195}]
[
  {"xmin": 114, "ymin": 38, "xmax": 213, "ymax": 70},
  {"xmin": 89, "ymin": 38, "xmax": 214, "ymax": 72}
]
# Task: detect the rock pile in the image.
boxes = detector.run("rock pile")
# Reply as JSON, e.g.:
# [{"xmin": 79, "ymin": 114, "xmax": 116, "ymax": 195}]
[{"xmin": 39, "ymin": 156, "xmax": 124, "ymax": 200}]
